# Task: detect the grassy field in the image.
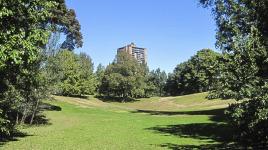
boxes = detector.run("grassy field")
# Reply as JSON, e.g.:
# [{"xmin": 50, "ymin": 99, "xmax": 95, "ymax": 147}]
[{"xmin": 1, "ymin": 93, "xmax": 236, "ymax": 150}]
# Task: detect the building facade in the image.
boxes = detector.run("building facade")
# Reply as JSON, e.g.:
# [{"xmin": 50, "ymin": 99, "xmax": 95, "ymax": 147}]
[{"xmin": 117, "ymin": 43, "xmax": 147, "ymax": 64}]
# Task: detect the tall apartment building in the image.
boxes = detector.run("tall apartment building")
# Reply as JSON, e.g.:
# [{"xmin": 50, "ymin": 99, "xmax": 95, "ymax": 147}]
[{"xmin": 117, "ymin": 43, "xmax": 147, "ymax": 64}]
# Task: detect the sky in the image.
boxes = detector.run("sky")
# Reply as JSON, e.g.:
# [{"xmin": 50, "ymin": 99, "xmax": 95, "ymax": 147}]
[{"xmin": 66, "ymin": 0, "xmax": 217, "ymax": 73}]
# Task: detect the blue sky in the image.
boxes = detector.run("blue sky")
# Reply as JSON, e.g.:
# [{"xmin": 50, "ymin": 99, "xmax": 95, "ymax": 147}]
[{"xmin": 66, "ymin": 0, "xmax": 217, "ymax": 73}]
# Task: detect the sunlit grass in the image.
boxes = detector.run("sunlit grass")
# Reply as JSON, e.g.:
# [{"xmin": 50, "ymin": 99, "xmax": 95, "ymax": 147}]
[{"xmin": 1, "ymin": 93, "xmax": 235, "ymax": 150}]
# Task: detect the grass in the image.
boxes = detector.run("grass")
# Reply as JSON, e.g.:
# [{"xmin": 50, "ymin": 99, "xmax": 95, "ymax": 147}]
[{"xmin": 0, "ymin": 93, "xmax": 236, "ymax": 150}]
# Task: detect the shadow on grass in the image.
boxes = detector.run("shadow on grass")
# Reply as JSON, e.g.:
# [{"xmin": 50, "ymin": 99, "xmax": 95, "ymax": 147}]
[
  {"xmin": 159, "ymin": 142, "xmax": 267, "ymax": 149},
  {"xmin": 148, "ymin": 122, "xmax": 240, "ymax": 149},
  {"xmin": 132, "ymin": 108, "xmax": 227, "ymax": 122},
  {"xmin": 39, "ymin": 102, "xmax": 62, "ymax": 111},
  {"xmin": 25, "ymin": 114, "xmax": 51, "ymax": 125},
  {"xmin": 54, "ymin": 94, "xmax": 89, "ymax": 99},
  {"xmin": 149, "ymin": 123, "xmax": 233, "ymax": 142},
  {"xmin": 0, "ymin": 130, "xmax": 32, "ymax": 147},
  {"xmin": 159, "ymin": 142, "xmax": 241, "ymax": 150},
  {"xmin": 0, "ymin": 102, "xmax": 62, "ymax": 147},
  {"xmin": 95, "ymin": 96, "xmax": 138, "ymax": 103},
  {"xmin": 139, "ymin": 108, "xmax": 244, "ymax": 149},
  {"xmin": 24, "ymin": 102, "xmax": 62, "ymax": 125}
]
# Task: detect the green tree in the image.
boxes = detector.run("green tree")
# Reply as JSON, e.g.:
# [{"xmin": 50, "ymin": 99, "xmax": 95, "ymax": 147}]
[
  {"xmin": 148, "ymin": 68, "xmax": 167, "ymax": 96},
  {"xmin": 95, "ymin": 64, "xmax": 106, "ymax": 92},
  {"xmin": 164, "ymin": 73, "xmax": 178, "ymax": 96},
  {"xmin": 96, "ymin": 64, "xmax": 105, "ymax": 80},
  {"xmin": 165, "ymin": 49, "xmax": 220, "ymax": 96},
  {"xmin": 77, "ymin": 52, "xmax": 95, "ymax": 95},
  {"xmin": 98, "ymin": 51, "xmax": 149, "ymax": 101},
  {"xmin": 56, "ymin": 50, "xmax": 81, "ymax": 96},
  {"xmin": 200, "ymin": 0, "xmax": 268, "ymax": 146},
  {"xmin": 0, "ymin": 0, "xmax": 83, "ymax": 137},
  {"xmin": 45, "ymin": 50, "xmax": 95, "ymax": 96}
]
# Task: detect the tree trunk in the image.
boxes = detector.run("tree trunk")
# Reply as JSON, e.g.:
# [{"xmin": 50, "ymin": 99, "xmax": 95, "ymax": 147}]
[
  {"xmin": 15, "ymin": 112, "xmax": 19, "ymax": 125},
  {"xmin": 20, "ymin": 107, "xmax": 27, "ymax": 124},
  {"xmin": 30, "ymin": 98, "xmax": 40, "ymax": 125}
]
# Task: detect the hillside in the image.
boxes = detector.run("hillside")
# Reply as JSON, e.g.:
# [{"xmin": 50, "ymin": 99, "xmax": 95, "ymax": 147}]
[{"xmin": 1, "ymin": 93, "xmax": 235, "ymax": 150}]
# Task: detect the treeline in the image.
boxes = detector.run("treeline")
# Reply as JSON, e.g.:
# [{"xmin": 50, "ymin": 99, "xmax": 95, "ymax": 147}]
[
  {"xmin": 44, "ymin": 50, "xmax": 168, "ymax": 101},
  {"xmin": 98, "ymin": 52, "xmax": 167, "ymax": 100},
  {"xmin": 45, "ymin": 48, "xmax": 222, "ymax": 101},
  {"xmin": 164, "ymin": 49, "xmax": 221, "ymax": 96},
  {"xmin": 95, "ymin": 48, "xmax": 221, "ymax": 100}
]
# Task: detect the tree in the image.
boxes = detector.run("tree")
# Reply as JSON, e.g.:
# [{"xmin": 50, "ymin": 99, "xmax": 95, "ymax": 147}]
[
  {"xmin": 45, "ymin": 50, "xmax": 95, "ymax": 96},
  {"xmin": 98, "ymin": 51, "xmax": 149, "ymax": 101},
  {"xmin": 56, "ymin": 50, "xmax": 81, "ymax": 96},
  {"xmin": 148, "ymin": 68, "xmax": 167, "ymax": 96},
  {"xmin": 50, "ymin": 1, "xmax": 83, "ymax": 50},
  {"xmin": 165, "ymin": 49, "xmax": 220, "ymax": 96},
  {"xmin": 164, "ymin": 73, "xmax": 178, "ymax": 96},
  {"xmin": 96, "ymin": 64, "xmax": 105, "ymax": 79},
  {"xmin": 95, "ymin": 64, "xmax": 105, "ymax": 92},
  {"xmin": 200, "ymin": 0, "xmax": 268, "ymax": 146},
  {"xmin": 77, "ymin": 52, "xmax": 95, "ymax": 95},
  {"xmin": 0, "ymin": 0, "xmax": 83, "ymax": 137}
]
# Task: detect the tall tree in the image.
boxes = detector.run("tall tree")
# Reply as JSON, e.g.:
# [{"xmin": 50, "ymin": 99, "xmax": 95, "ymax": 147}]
[
  {"xmin": 164, "ymin": 73, "xmax": 178, "ymax": 96},
  {"xmin": 78, "ymin": 52, "xmax": 95, "ymax": 95},
  {"xmin": 200, "ymin": 0, "xmax": 268, "ymax": 146},
  {"xmin": 148, "ymin": 68, "xmax": 167, "ymax": 96},
  {"xmin": 200, "ymin": 0, "xmax": 268, "ymax": 100},
  {"xmin": 95, "ymin": 64, "xmax": 106, "ymax": 92},
  {"xmin": 45, "ymin": 50, "xmax": 95, "ymax": 96},
  {"xmin": 55, "ymin": 50, "xmax": 81, "ymax": 96},
  {"xmin": 165, "ymin": 49, "xmax": 220, "ymax": 96},
  {"xmin": 0, "ymin": 0, "xmax": 83, "ymax": 136},
  {"xmin": 98, "ymin": 52, "xmax": 149, "ymax": 101},
  {"xmin": 50, "ymin": 0, "xmax": 83, "ymax": 50}
]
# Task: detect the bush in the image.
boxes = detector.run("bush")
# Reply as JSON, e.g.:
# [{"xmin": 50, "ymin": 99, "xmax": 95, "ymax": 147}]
[
  {"xmin": 0, "ymin": 110, "xmax": 13, "ymax": 138},
  {"xmin": 226, "ymin": 92, "xmax": 268, "ymax": 147}
]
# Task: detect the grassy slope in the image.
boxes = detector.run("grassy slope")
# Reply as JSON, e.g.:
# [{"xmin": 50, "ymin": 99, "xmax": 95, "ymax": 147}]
[{"xmin": 1, "ymin": 93, "xmax": 235, "ymax": 150}]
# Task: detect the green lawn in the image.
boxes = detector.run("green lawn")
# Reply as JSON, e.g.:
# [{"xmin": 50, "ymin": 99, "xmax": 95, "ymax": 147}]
[{"xmin": 1, "ymin": 93, "xmax": 236, "ymax": 150}]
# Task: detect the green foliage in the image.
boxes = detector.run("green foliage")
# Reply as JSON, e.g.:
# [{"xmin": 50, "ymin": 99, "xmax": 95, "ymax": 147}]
[
  {"xmin": 50, "ymin": 0, "xmax": 83, "ymax": 50},
  {"xmin": 0, "ymin": 109, "xmax": 12, "ymax": 137},
  {"xmin": 165, "ymin": 49, "xmax": 220, "ymax": 96},
  {"xmin": 57, "ymin": 50, "xmax": 81, "ymax": 96},
  {"xmin": 0, "ymin": 0, "xmax": 55, "ymax": 137},
  {"xmin": 95, "ymin": 64, "xmax": 105, "ymax": 79},
  {"xmin": 226, "ymin": 86, "xmax": 268, "ymax": 146},
  {"xmin": 207, "ymin": 26, "xmax": 266, "ymax": 100},
  {"xmin": 98, "ymin": 52, "xmax": 150, "ymax": 100},
  {"xmin": 45, "ymin": 50, "xmax": 95, "ymax": 96},
  {"xmin": 0, "ymin": 0, "xmax": 54, "ymax": 68},
  {"xmin": 147, "ymin": 68, "xmax": 167, "ymax": 96},
  {"xmin": 95, "ymin": 64, "xmax": 105, "ymax": 92},
  {"xmin": 164, "ymin": 73, "xmax": 178, "ymax": 96},
  {"xmin": 200, "ymin": 0, "xmax": 268, "ymax": 146},
  {"xmin": 0, "ymin": 0, "xmax": 83, "ymax": 138}
]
